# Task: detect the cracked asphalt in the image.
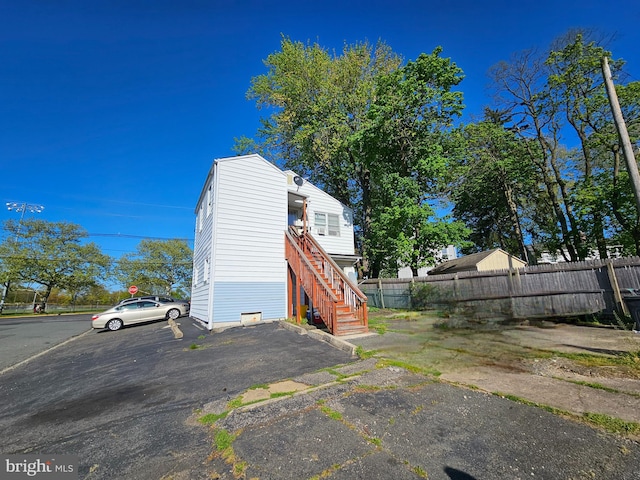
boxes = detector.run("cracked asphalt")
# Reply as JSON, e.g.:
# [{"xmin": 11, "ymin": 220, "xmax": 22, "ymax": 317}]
[
  {"xmin": 201, "ymin": 357, "xmax": 640, "ymax": 480},
  {"xmin": 1, "ymin": 318, "xmax": 639, "ymax": 479}
]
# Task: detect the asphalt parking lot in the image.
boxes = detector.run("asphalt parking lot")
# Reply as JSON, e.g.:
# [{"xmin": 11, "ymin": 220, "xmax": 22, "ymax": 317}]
[
  {"xmin": 0, "ymin": 318, "xmax": 353, "ymax": 479},
  {"xmin": 1, "ymin": 318, "xmax": 640, "ymax": 479}
]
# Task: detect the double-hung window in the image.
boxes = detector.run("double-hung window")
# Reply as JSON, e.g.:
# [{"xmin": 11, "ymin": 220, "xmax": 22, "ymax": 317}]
[{"xmin": 315, "ymin": 212, "xmax": 340, "ymax": 237}]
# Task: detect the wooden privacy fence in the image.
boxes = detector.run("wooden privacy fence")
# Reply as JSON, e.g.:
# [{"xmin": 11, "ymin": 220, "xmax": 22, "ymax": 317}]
[{"xmin": 359, "ymin": 257, "xmax": 640, "ymax": 320}]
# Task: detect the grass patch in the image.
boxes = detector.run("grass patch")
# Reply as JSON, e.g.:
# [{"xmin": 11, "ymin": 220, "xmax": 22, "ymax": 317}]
[
  {"xmin": 496, "ymin": 392, "xmax": 566, "ymax": 416},
  {"xmin": 353, "ymin": 384, "xmax": 383, "ymax": 392},
  {"xmin": 374, "ymin": 324, "xmax": 388, "ymax": 334},
  {"xmin": 367, "ymin": 436, "xmax": 382, "ymax": 446},
  {"xmin": 207, "ymin": 428, "xmax": 247, "ymax": 479},
  {"xmin": 270, "ymin": 391, "xmax": 296, "ymax": 399},
  {"xmin": 495, "ymin": 392, "xmax": 640, "ymax": 437},
  {"xmin": 376, "ymin": 358, "xmax": 441, "ymax": 377},
  {"xmin": 214, "ymin": 428, "xmax": 236, "ymax": 453},
  {"xmin": 233, "ymin": 461, "xmax": 247, "ymax": 477},
  {"xmin": 582, "ymin": 412, "xmax": 640, "ymax": 436},
  {"xmin": 412, "ymin": 465, "xmax": 428, "ymax": 478},
  {"xmin": 197, "ymin": 334, "xmax": 206, "ymax": 340},
  {"xmin": 555, "ymin": 350, "xmax": 640, "ymax": 370},
  {"xmin": 562, "ymin": 379, "xmax": 621, "ymax": 394},
  {"xmin": 322, "ymin": 367, "xmax": 352, "ymax": 381},
  {"xmin": 286, "ymin": 316, "xmax": 308, "ymax": 326},
  {"xmin": 355, "ymin": 346, "xmax": 378, "ymax": 359},
  {"xmin": 227, "ymin": 396, "xmax": 243, "ymax": 409},
  {"xmin": 248, "ymin": 383, "xmax": 269, "ymax": 390},
  {"xmin": 198, "ymin": 411, "xmax": 228, "ymax": 425},
  {"xmin": 310, "ymin": 464, "xmax": 342, "ymax": 480},
  {"xmin": 319, "ymin": 404, "xmax": 343, "ymax": 421},
  {"xmin": 188, "ymin": 343, "xmax": 201, "ymax": 350}
]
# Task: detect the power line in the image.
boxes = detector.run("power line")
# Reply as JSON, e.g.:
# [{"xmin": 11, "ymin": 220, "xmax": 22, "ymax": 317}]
[{"xmin": 87, "ymin": 233, "xmax": 194, "ymax": 241}]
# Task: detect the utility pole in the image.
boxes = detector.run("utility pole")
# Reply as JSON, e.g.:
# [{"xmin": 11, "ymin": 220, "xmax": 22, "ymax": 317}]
[
  {"xmin": 0, "ymin": 202, "xmax": 45, "ymax": 314},
  {"xmin": 601, "ymin": 57, "xmax": 640, "ymax": 214}
]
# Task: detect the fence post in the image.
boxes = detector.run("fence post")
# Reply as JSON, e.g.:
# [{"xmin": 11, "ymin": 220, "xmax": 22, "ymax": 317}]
[
  {"xmin": 409, "ymin": 277, "xmax": 414, "ymax": 309},
  {"xmin": 606, "ymin": 260, "xmax": 628, "ymax": 316},
  {"xmin": 378, "ymin": 277, "xmax": 385, "ymax": 309},
  {"xmin": 453, "ymin": 274, "xmax": 459, "ymax": 300}
]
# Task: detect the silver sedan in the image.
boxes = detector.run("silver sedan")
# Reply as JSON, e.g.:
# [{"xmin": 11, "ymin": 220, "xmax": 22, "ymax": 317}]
[{"xmin": 91, "ymin": 299, "xmax": 190, "ymax": 331}]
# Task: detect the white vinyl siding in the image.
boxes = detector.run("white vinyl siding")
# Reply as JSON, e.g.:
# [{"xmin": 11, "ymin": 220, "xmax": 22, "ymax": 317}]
[
  {"xmin": 191, "ymin": 165, "xmax": 217, "ymax": 323},
  {"xmin": 213, "ymin": 157, "xmax": 287, "ymax": 282},
  {"xmin": 191, "ymin": 154, "xmax": 288, "ymax": 327},
  {"xmin": 190, "ymin": 155, "xmax": 358, "ymax": 329},
  {"xmin": 289, "ymin": 176, "xmax": 355, "ymax": 255}
]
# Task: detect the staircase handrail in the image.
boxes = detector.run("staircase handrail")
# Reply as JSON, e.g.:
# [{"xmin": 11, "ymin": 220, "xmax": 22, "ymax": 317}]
[
  {"xmin": 285, "ymin": 229, "xmax": 341, "ymax": 332},
  {"xmin": 293, "ymin": 227, "xmax": 368, "ymax": 303},
  {"xmin": 285, "ymin": 229, "xmax": 339, "ymax": 302}
]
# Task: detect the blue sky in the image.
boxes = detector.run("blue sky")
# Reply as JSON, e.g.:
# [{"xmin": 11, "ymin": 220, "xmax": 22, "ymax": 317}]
[{"xmin": 1, "ymin": 0, "xmax": 639, "ymax": 273}]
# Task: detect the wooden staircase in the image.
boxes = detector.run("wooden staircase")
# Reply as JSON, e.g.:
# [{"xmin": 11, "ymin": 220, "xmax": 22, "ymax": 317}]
[{"xmin": 285, "ymin": 227, "xmax": 368, "ymax": 336}]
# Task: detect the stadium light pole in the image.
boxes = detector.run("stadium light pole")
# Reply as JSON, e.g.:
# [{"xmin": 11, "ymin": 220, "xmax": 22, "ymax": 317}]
[{"xmin": 0, "ymin": 202, "xmax": 45, "ymax": 314}]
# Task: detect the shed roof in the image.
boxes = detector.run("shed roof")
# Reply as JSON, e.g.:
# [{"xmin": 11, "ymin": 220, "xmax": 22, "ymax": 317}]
[{"xmin": 428, "ymin": 248, "xmax": 526, "ymax": 275}]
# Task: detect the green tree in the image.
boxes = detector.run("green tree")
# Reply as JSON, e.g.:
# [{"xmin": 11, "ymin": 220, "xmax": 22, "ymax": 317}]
[
  {"xmin": 244, "ymin": 37, "xmax": 469, "ymax": 277},
  {"xmin": 451, "ymin": 119, "xmax": 536, "ymax": 261},
  {"xmin": 601, "ymin": 82, "xmax": 640, "ymax": 254},
  {"xmin": 242, "ymin": 37, "xmax": 401, "ymax": 266},
  {"xmin": 489, "ymin": 47, "xmax": 582, "ymax": 261},
  {"xmin": 486, "ymin": 30, "xmax": 640, "ymax": 261},
  {"xmin": 361, "ymin": 49, "xmax": 469, "ymax": 275},
  {"xmin": 546, "ymin": 32, "xmax": 626, "ymax": 258},
  {"xmin": 115, "ymin": 239, "xmax": 192, "ymax": 296},
  {"xmin": 0, "ymin": 219, "xmax": 111, "ymax": 310}
]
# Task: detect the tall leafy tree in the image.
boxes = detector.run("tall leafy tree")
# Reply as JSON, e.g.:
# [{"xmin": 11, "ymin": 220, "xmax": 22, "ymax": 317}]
[
  {"xmin": 452, "ymin": 119, "xmax": 536, "ymax": 261},
  {"xmin": 0, "ymin": 219, "xmax": 111, "ymax": 309},
  {"xmin": 489, "ymin": 47, "xmax": 584, "ymax": 261},
  {"xmin": 243, "ymin": 37, "xmax": 470, "ymax": 276},
  {"xmin": 242, "ymin": 37, "xmax": 401, "ymax": 244},
  {"xmin": 602, "ymin": 82, "xmax": 640, "ymax": 253},
  {"xmin": 115, "ymin": 239, "xmax": 192, "ymax": 296},
  {"xmin": 472, "ymin": 29, "xmax": 640, "ymax": 261},
  {"xmin": 546, "ymin": 32, "xmax": 626, "ymax": 258},
  {"xmin": 361, "ymin": 49, "xmax": 470, "ymax": 276}
]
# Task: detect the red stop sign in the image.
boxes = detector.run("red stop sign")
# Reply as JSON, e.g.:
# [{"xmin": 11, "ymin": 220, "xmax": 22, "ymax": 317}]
[{"xmin": 128, "ymin": 285, "xmax": 138, "ymax": 295}]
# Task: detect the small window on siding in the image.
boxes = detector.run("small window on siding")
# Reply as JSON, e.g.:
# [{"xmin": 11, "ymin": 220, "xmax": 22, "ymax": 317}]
[
  {"xmin": 206, "ymin": 184, "xmax": 212, "ymax": 217},
  {"xmin": 198, "ymin": 206, "xmax": 203, "ymax": 232},
  {"xmin": 315, "ymin": 212, "xmax": 326, "ymax": 235},
  {"xmin": 204, "ymin": 257, "xmax": 210, "ymax": 283},
  {"xmin": 315, "ymin": 212, "xmax": 340, "ymax": 237},
  {"xmin": 328, "ymin": 214, "xmax": 340, "ymax": 236}
]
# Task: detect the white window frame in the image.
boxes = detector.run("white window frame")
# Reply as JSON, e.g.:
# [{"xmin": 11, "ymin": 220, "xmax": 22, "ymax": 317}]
[{"xmin": 315, "ymin": 212, "xmax": 340, "ymax": 237}]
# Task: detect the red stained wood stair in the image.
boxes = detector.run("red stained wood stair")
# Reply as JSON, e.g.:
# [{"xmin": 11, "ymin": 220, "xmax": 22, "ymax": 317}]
[{"xmin": 285, "ymin": 227, "xmax": 368, "ymax": 336}]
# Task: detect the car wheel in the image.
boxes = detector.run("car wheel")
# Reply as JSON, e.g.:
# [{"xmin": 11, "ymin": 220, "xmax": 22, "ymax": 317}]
[
  {"xmin": 107, "ymin": 319, "xmax": 123, "ymax": 331},
  {"xmin": 167, "ymin": 308, "xmax": 180, "ymax": 320}
]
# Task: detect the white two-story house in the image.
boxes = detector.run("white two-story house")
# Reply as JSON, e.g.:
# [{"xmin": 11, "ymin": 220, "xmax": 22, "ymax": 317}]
[{"xmin": 190, "ymin": 154, "xmax": 367, "ymax": 335}]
